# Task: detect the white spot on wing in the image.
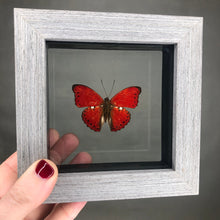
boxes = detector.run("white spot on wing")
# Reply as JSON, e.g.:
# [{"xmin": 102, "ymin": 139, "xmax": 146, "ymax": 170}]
[
  {"xmin": 91, "ymin": 106, "xmax": 95, "ymax": 109},
  {"xmin": 119, "ymin": 107, "xmax": 123, "ymax": 110}
]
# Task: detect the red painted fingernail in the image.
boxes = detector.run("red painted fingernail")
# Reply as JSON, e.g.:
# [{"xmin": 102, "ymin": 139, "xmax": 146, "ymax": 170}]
[{"xmin": 35, "ymin": 160, "xmax": 54, "ymax": 179}]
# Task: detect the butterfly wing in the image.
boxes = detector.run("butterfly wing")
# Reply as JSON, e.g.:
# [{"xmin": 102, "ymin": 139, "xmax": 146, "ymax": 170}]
[
  {"xmin": 72, "ymin": 84, "xmax": 104, "ymax": 131},
  {"xmin": 110, "ymin": 86, "xmax": 141, "ymax": 108},
  {"xmin": 110, "ymin": 107, "xmax": 131, "ymax": 131},
  {"xmin": 109, "ymin": 86, "xmax": 141, "ymax": 131},
  {"xmin": 82, "ymin": 106, "xmax": 103, "ymax": 131},
  {"xmin": 72, "ymin": 84, "xmax": 103, "ymax": 107}
]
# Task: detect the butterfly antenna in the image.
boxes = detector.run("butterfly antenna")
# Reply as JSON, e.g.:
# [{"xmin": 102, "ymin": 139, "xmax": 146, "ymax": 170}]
[
  {"xmin": 108, "ymin": 80, "xmax": 115, "ymax": 97},
  {"xmin": 101, "ymin": 79, "xmax": 108, "ymax": 97}
]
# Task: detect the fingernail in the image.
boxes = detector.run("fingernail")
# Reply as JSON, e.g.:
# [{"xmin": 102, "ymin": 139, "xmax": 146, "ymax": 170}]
[{"xmin": 35, "ymin": 160, "xmax": 54, "ymax": 179}]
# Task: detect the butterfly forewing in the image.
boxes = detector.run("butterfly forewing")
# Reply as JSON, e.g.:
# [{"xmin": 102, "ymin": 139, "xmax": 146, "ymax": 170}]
[
  {"xmin": 72, "ymin": 84, "xmax": 103, "ymax": 107},
  {"xmin": 110, "ymin": 86, "xmax": 141, "ymax": 108}
]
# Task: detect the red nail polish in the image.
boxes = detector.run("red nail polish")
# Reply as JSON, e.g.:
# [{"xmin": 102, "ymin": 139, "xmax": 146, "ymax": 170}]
[{"xmin": 35, "ymin": 160, "xmax": 54, "ymax": 179}]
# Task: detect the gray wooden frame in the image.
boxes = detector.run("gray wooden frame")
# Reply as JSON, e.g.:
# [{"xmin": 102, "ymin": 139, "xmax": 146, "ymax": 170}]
[{"xmin": 14, "ymin": 8, "xmax": 203, "ymax": 203}]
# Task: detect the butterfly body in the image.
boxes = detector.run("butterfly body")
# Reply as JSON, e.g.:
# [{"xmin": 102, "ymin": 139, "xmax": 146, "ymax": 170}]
[
  {"xmin": 72, "ymin": 84, "xmax": 141, "ymax": 132},
  {"xmin": 101, "ymin": 97, "xmax": 112, "ymax": 124}
]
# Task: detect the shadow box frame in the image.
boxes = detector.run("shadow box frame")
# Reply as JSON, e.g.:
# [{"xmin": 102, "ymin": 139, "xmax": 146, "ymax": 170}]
[{"xmin": 14, "ymin": 8, "xmax": 203, "ymax": 203}]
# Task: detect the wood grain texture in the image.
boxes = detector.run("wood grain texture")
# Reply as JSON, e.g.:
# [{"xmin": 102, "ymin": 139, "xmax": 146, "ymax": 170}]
[{"xmin": 14, "ymin": 8, "xmax": 203, "ymax": 203}]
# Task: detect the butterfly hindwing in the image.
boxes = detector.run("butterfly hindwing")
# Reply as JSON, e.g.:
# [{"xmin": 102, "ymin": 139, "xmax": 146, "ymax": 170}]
[
  {"xmin": 72, "ymin": 84, "xmax": 103, "ymax": 107},
  {"xmin": 110, "ymin": 107, "xmax": 131, "ymax": 131},
  {"xmin": 82, "ymin": 106, "xmax": 103, "ymax": 131},
  {"xmin": 110, "ymin": 86, "xmax": 141, "ymax": 108}
]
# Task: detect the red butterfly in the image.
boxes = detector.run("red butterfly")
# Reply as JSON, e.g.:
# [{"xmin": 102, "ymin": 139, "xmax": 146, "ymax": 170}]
[{"xmin": 72, "ymin": 84, "xmax": 141, "ymax": 132}]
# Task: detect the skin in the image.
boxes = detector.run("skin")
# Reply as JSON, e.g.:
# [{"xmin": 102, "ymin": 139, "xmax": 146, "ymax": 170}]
[{"xmin": 0, "ymin": 129, "xmax": 92, "ymax": 220}]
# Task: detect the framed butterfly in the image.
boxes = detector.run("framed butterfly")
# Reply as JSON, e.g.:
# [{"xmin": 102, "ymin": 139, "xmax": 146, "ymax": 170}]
[{"xmin": 72, "ymin": 84, "xmax": 141, "ymax": 132}]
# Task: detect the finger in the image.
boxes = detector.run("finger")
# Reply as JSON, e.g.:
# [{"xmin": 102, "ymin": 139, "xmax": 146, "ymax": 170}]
[
  {"xmin": 70, "ymin": 152, "xmax": 92, "ymax": 164},
  {"xmin": 24, "ymin": 203, "xmax": 55, "ymax": 220},
  {"xmin": 22, "ymin": 128, "xmax": 60, "ymax": 220},
  {"xmin": 45, "ymin": 202, "xmax": 87, "ymax": 220},
  {"xmin": 0, "ymin": 159, "xmax": 58, "ymax": 220},
  {"xmin": 49, "ymin": 133, "xmax": 79, "ymax": 165},
  {"xmin": 45, "ymin": 152, "xmax": 92, "ymax": 220},
  {"xmin": 0, "ymin": 152, "xmax": 17, "ymax": 198},
  {"xmin": 25, "ymin": 152, "xmax": 93, "ymax": 219},
  {"xmin": 29, "ymin": 132, "xmax": 81, "ymax": 219},
  {"xmin": 48, "ymin": 129, "xmax": 60, "ymax": 148}
]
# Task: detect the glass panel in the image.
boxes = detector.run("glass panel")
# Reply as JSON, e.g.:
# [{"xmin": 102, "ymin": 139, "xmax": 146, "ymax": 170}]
[{"xmin": 47, "ymin": 44, "xmax": 162, "ymax": 164}]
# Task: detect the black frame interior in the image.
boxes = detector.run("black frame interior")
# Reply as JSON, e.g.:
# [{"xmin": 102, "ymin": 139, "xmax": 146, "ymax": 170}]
[{"xmin": 47, "ymin": 41, "xmax": 174, "ymax": 172}]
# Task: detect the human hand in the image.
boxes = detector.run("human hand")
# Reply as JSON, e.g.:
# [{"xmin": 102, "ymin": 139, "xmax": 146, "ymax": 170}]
[{"xmin": 0, "ymin": 129, "xmax": 92, "ymax": 220}]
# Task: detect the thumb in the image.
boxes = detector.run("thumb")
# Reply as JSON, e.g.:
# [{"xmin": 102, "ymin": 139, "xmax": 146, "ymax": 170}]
[{"xmin": 0, "ymin": 159, "xmax": 58, "ymax": 220}]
